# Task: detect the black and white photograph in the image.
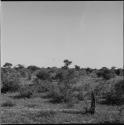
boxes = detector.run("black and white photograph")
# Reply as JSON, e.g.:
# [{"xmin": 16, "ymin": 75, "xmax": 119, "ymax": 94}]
[{"xmin": 1, "ymin": 1, "xmax": 124, "ymax": 124}]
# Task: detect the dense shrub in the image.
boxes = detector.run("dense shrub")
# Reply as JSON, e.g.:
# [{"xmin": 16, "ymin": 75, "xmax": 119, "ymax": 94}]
[
  {"xmin": 79, "ymin": 69, "xmax": 87, "ymax": 76},
  {"xmin": 35, "ymin": 69, "xmax": 51, "ymax": 81},
  {"xmin": 17, "ymin": 79, "xmax": 52, "ymax": 98},
  {"xmin": 71, "ymin": 85, "xmax": 89, "ymax": 101},
  {"xmin": 47, "ymin": 83, "xmax": 64, "ymax": 102},
  {"xmin": 46, "ymin": 69, "xmax": 79, "ymax": 103},
  {"xmin": 86, "ymin": 68, "xmax": 93, "ymax": 74},
  {"xmin": 115, "ymin": 68, "xmax": 123, "ymax": 76},
  {"xmin": 48, "ymin": 84, "xmax": 76, "ymax": 105},
  {"xmin": 94, "ymin": 78, "xmax": 124, "ymax": 105},
  {"xmin": 32, "ymin": 78, "xmax": 51, "ymax": 93},
  {"xmin": 18, "ymin": 85, "xmax": 34, "ymax": 98},
  {"xmin": 1, "ymin": 68, "xmax": 21, "ymax": 93},
  {"xmin": 27, "ymin": 65, "xmax": 40, "ymax": 74},
  {"xmin": 75, "ymin": 65, "xmax": 80, "ymax": 71},
  {"xmin": 3, "ymin": 62, "xmax": 12, "ymax": 68},
  {"xmin": 97, "ymin": 67, "xmax": 115, "ymax": 80}
]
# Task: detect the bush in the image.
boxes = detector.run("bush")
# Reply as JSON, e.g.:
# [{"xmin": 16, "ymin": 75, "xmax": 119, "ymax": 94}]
[
  {"xmin": 46, "ymin": 83, "xmax": 64, "ymax": 102},
  {"xmin": 18, "ymin": 85, "xmax": 34, "ymax": 98},
  {"xmin": 97, "ymin": 67, "xmax": 115, "ymax": 80},
  {"xmin": 45, "ymin": 68, "xmax": 79, "ymax": 104},
  {"xmin": 47, "ymin": 82, "xmax": 78, "ymax": 104},
  {"xmin": 46, "ymin": 82, "xmax": 74, "ymax": 103},
  {"xmin": 71, "ymin": 86, "xmax": 84, "ymax": 101},
  {"xmin": 17, "ymin": 79, "xmax": 52, "ymax": 98},
  {"xmin": 94, "ymin": 78, "xmax": 124, "ymax": 105},
  {"xmin": 35, "ymin": 69, "xmax": 50, "ymax": 81},
  {"xmin": 32, "ymin": 78, "xmax": 51, "ymax": 93},
  {"xmin": 105, "ymin": 79, "xmax": 124, "ymax": 104},
  {"xmin": 1, "ymin": 68, "xmax": 21, "ymax": 93},
  {"xmin": 27, "ymin": 65, "xmax": 40, "ymax": 75}
]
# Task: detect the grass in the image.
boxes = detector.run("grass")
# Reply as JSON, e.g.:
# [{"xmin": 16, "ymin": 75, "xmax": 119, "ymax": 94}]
[
  {"xmin": 1, "ymin": 99, "xmax": 16, "ymax": 107},
  {"xmin": 1, "ymin": 76, "xmax": 124, "ymax": 124},
  {"xmin": 1, "ymin": 107, "xmax": 123, "ymax": 124},
  {"xmin": 1, "ymin": 92, "xmax": 124, "ymax": 124}
]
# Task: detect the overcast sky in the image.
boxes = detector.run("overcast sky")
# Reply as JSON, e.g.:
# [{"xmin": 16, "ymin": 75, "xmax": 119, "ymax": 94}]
[{"xmin": 1, "ymin": 1, "xmax": 123, "ymax": 68}]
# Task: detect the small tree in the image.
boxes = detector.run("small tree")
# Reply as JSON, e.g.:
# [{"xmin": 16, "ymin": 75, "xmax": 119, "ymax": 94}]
[
  {"xmin": 27, "ymin": 65, "xmax": 40, "ymax": 74},
  {"xmin": 75, "ymin": 65, "xmax": 80, "ymax": 71},
  {"xmin": 86, "ymin": 67, "xmax": 93, "ymax": 74},
  {"xmin": 15, "ymin": 64, "xmax": 25, "ymax": 69},
  {"xmin": 63, "ymin": 59, "xmax": 72, "ymax": 69},
  {"xmin": 3, "ymin": 62, "xmax": 12, "ymax": 68}
]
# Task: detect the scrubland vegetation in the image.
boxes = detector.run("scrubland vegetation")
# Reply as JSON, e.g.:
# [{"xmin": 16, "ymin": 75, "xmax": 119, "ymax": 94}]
[{"xmin": 1, "ymin": 60, "xmax": 124, "ymax": 124}]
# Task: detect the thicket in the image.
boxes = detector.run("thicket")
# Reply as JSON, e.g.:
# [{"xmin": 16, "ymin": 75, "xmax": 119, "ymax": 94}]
[
  {"xmin": 1, "ymin": 61, "xmax": 123, "ymax": 106},
  {"xmin": 94, "ymin": 78, "xmax": 124, "ymax": 105},
  {"xmin": 1, "ymin": 68, "xmax": 21, "ymax": 93}
]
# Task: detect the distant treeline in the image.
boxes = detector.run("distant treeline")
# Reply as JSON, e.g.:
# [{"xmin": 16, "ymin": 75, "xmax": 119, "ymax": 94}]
[{"xmin": 1, "ymin": 60, "xmax": 124, "ymax": 81}]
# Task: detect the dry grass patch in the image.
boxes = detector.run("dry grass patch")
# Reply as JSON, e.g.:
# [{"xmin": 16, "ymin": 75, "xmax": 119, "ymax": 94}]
[{"xmin": 1, "ymin": 99, "xmax": 16, "ymax": 107}]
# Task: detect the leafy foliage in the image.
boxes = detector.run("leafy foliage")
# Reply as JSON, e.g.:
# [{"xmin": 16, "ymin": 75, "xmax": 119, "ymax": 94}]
[
  {"xmin": 1, "ymin": 68, "xmax": 21, "ymax": 93},
  {"xmin": 27, "ymin": 65, "xmax": 40, "ymax": 74},
  {"xmin": 17, "ymin": 85, "xmax": 34, "ymax": 98},
  {"xmin": 94, "ymin": 78, "xmax": 124, "ymax": 105},
  {"xmin": 1, "ymin": 61, "xmax": 123, "ymax": 107},
  {"xmin": 97, "ymin": 67, "xmax": 115, "ymax": 80},
  {"xmin": 46, "ymin": 67, "xmax": 79, "ymax": 103},
  {"xmin": 35, "ymin": 69, "xmax": 51, "ymax": 81}
]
